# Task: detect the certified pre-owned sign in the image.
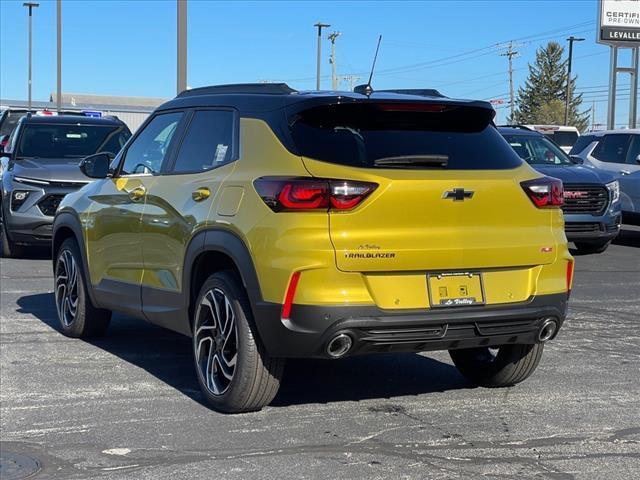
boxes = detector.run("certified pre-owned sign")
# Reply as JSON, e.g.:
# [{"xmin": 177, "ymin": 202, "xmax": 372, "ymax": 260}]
[{"xmin": 598, "ymin": 0, "xmax": 640, "ymax": 45}]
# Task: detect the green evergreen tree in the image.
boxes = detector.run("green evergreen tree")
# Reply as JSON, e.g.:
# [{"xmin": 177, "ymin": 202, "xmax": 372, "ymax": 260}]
[{"xmin": 511, "ymin": 41, "xmax": 589, "ymax": 131}]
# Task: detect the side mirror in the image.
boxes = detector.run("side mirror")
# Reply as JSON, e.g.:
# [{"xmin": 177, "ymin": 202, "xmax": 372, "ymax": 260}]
[
  {"xmin": 79, "ymin": 152, "xmax": 114, "ymax": 179},
  {"xmin": 636, "ymin": 154, "xmax": 640, "ymax": 165},
  {"xmin": 570, "ymin": 155, "xmax": 584, "ymax": 164}
]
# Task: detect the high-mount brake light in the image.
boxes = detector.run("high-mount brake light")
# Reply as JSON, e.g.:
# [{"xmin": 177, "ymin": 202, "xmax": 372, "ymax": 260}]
[
  {"xmin": 520, "ymin": 177, "xmax": 564, "ymax": 208},
  {"xmin": 376, "ymin": 103, "xmax": 450, "ymax": 113},
  {"xmin": 254, "ymin": 178, "xmax": 377, "ymax": 212}
]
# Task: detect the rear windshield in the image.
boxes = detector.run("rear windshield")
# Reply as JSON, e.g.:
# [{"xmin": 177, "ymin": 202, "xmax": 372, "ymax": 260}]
[
  {"xmin": 546, "ymin": 130, "xmax": 579, "ymax": 147},
  {"xmin": 288, "ymin": 103, "xmax": 522, "ymax": 170},
  {"xmin": 16, "ymin": 123, "xmax": 131, "ymax": 160}
]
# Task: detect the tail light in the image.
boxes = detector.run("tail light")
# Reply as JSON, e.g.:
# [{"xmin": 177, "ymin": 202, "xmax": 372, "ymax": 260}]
[
  {"xmin": 254, "ymin": 177, "xmax": 377, "ymax": 212},
  {"xmin": 567, "ymin": 259, "xmax": 574, "ymax": 294},
  {"xmin": 521, "ymin": 177, "xmax": 564, "ymax": 208}
]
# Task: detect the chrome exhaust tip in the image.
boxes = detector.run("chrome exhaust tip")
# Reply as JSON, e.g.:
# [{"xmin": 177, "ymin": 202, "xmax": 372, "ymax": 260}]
[
  {"xmin": 326, "ymin": 333, "xmax": 353, "ymax": 358},
  {"xmin": 537, "ymin": 318, "xmax": 558, "ymax": 343}
]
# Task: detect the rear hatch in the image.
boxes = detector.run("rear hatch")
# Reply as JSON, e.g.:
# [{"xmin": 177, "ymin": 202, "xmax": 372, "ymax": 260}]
[{"xmin": 288, "ymin": 100, "xmax": 561, "ymax": 274}]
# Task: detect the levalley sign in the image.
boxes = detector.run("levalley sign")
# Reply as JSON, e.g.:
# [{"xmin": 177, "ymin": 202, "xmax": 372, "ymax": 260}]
[{"xmin": 598, "ymin": 0, "xmax": 640, "ymax": 45}]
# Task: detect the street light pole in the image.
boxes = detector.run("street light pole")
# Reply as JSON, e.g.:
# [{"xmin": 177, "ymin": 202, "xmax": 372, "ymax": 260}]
[
  {"xmin": 23, "ymin": 2, "xmax": 39, "ymax": 111},
  {"xmin": 56, "ymin": 0, "xmax": 61, "ymax": 113},
  {"xmin": 177, "ymin": 0, "xmax": 187, "ymax": 94},
  {"xmin": 564, "ymin": 36, "xmax": 584, "ymax": 126},
  {"xmin": 314, "ymin": 22, "xmax": 330, "ymax": 90}
]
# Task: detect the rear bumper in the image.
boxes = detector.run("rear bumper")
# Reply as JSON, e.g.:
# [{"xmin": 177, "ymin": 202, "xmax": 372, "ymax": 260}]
[{"xmin": 253, "ymin": 293, "xmax": 569, "ymax": 358}]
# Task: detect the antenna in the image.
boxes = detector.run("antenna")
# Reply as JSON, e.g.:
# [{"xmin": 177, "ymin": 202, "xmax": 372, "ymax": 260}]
[
  {"xmin": 354, "ymin": 35, "xmax": 382, "ymax": 96},
  {"xmin": 368, "ymin": 35, "xmax": 382, "ymax": 86}
]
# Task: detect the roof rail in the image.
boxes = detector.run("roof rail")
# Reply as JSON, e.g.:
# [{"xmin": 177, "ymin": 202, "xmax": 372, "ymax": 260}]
[
  {"xmin": 177, "ymin": 83, "xmax": 298, "ymax": 98},
  {"xmin": 377, "ymin": 88, "xmax": 447, "ymax": 98}
]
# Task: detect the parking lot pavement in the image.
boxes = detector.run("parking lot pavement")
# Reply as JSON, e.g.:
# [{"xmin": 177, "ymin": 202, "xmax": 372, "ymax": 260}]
[{"xmin": 0, "ymin": 228, "xmax": 638, "ymax": 480}]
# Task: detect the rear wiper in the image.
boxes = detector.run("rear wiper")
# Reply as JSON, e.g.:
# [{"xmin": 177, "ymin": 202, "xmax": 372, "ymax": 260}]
[{"xmin": 373, "ymin": 155, "xmax": 448, "ymax": 168}]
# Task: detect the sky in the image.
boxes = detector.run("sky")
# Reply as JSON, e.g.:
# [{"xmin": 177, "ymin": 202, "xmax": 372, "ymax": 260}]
[{"xmin": 0, "ymin": 0, "xmax": 637, "ymax": 127}]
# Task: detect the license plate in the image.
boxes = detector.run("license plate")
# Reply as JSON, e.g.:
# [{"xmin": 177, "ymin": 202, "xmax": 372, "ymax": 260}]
[{"xmin": 427, "ymin": 272, "xmax": 485, "ymax": 308}]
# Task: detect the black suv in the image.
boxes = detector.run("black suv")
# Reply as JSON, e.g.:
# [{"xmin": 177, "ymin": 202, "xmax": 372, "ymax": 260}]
[{"xmin": 0, "ymin": 114, "xmax": 131, "ymax": 257}]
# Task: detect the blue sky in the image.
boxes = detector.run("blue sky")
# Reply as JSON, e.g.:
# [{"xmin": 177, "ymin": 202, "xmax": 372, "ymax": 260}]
[{"xmin": 0, "ymin": 0, "xmax": 636, "ymax": 126}]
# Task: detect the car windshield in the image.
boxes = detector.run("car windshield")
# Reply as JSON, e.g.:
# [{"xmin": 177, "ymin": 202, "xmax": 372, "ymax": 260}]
[
  {"xmin": 16, "ymin": 123, "xmax": 130, "ymax": 160},
  {"xmin": 503, "ymin": 133, "xmax": 574, "ymax": 166}
]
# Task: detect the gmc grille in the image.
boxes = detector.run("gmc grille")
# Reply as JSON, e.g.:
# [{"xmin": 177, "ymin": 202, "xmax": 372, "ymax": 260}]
[
  {"xmin": 38, "ymin": 194, "xmax": 65, "ymax": 217},
  {"xmin": 562, "ymin": 184, "xmax": 608, "ymax": 215}
]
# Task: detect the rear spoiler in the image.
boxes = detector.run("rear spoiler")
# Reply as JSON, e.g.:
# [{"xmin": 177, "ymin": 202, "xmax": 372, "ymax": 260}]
[{"xmin": 287, "ymin": 100, "xmax": 496, "ymax": 133}]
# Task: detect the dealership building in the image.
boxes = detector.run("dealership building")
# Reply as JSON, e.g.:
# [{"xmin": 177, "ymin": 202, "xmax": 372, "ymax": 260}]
[{"xmin": 1, "ymin": 92, "xmax": 167, "ymax": 132}]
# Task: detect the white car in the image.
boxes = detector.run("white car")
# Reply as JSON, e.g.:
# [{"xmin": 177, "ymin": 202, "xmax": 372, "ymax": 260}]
[
  {"xmin": 569, "ymin": 129, "xmax": 640, "ymax": 225},
  {"xmin": 524, "ymin": 125, "xmax": 580, "ymax": 153}
]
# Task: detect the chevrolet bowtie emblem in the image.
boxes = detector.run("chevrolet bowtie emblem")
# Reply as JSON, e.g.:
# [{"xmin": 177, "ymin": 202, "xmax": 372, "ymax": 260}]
[{"xmin": 443, "ymin": 188, "xmax": 474, "ymax": 201}]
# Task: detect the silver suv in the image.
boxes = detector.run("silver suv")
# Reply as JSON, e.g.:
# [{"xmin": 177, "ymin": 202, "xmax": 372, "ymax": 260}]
[
  {"xmin": 0, "ymin": 114, "xmax": 131, "ymax": 257},
  {"xmin": 570, "ymin": 130, "xmax": 640, "ymax": 225}
]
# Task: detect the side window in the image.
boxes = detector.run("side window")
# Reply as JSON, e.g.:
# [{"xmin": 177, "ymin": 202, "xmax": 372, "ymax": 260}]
[
  {"xmin": 625, "ymin": 135, "xmax": 640, "ymax": 165},
  {"xmin": 171, "ymin": 110, "xmax": 234, "ymax": 173},
  {"xmin": 569, "ymin": 135, "xmax": 595, "ymax": 155},
  {"xmin": 592, "ymin": 134, "xmax": 631, "ymax": 164},
  {"xmin": 120, "ymin": 112, "xmax": 183, "ymax": 175}
]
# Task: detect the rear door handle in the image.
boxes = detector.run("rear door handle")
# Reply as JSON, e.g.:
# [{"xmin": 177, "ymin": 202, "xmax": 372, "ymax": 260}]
[
  {"xmin": 192, "ymin": 187, "xmax": 211, "ymax": 202},
  {"xmin": 128, "ymin": 186, "xmax": 146, "ymax": 201},
  {"xmin": 620, "ymin": 170, "xmax": 631, "ymax": 175}
]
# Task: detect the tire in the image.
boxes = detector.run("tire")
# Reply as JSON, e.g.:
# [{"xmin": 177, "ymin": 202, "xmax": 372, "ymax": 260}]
[
  {"xmin": 449, "ymin": 343, "xmax": 544, "ymax": 388},
  {"xmin": 1, "ymin": 205, "xmax": 23, "ymax": 258},
  {"xmin": 192, "ymin": 271, "xmax": 284, "ymax": 413},
  {"xmin": 574, "ymin": 241, "xmax": 610, "ymax": 254},
  {"xmin": 54, "ymin": 238, "xmax": 111, "ymax": 338}
]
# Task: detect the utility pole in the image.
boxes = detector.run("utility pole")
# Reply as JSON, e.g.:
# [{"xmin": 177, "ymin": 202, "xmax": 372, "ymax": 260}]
[
  {"xmin": 23, "ymin": 2, "xmax": 39, "ymax": 111},
  {"xmin": 499, "ymin": 41, "xmax": 519, "ymax": 122},
  {"xmin": 177, "ymin": 0, "xmax": 187, "ymax": 94},
  {"xmin": 564, "ymin": 36, "xmax": 584, "ymax": 125},
  {"xmin": 591, "ymin": 101, "xmax": 596, "ymax": 131},
  {"xmin": 328, "ymin": 31, "xmax": 341, "ymax": 90},
  {"xmin": 56, "ymin": 0, "xmax": 61, "ymax": 113},
  {"xmin": 314, "ymin": 22, "xmax": 330, "ymax": 90},
  {"xmin": 341, "ymin": 74, "xmax": 361, "ymax": 92}
]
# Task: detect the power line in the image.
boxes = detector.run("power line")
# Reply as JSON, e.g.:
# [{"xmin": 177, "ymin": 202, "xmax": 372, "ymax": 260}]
[
  {"xmin": 445, "ymin": 51, "xmax": 607, "ymax": 96},
  {"xmin": 278, "ymin": 21, "xmax": 598, "ymax": 85},
  {"xmin": 340, "ymin": 74, "xmax": 361, "ymax": 91}
]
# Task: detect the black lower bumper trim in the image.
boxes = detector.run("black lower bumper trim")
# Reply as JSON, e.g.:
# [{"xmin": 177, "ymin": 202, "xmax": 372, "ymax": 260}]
[{"xmin": 252, "ymin": 293, "xmax": 569, "ymax": 358}]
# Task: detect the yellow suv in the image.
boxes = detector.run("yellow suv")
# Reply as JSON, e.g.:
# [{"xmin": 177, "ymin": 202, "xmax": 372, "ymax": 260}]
[{"xmin": 52, "ymin": 84, "xmax": 573, "ymax": 413}]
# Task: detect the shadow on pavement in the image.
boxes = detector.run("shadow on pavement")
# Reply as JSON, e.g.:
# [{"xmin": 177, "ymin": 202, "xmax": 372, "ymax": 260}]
[
  {"xmin": 17, "ymin": 292, "xmax": 469, "ymax": 408},
  {"xmin": 9, "ymin": 245, "xmax": 52, "ymax": 260}
]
